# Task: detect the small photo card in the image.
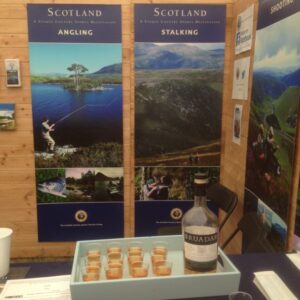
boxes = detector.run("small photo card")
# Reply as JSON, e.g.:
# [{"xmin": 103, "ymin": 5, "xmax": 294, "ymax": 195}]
[
  {"xmin": 5, "ymin": 59, "xmax": 21, "ymax": 87},
  {"xmin": 233, "ymin": 104, "xmax": 243, "ymax": 145},
  {"xmin": 235, "ymin": 4, "xmax": 254, "ymax": 55},
  {"xmin": 232, "ymin": 56, "xmax": 250, "ymax": 100},
  {"xmin": 0, "ymin": 103, "xmax": 16, "ymax": 130}
]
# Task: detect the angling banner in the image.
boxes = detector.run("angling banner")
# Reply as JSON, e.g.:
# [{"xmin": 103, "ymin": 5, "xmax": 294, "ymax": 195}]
[
  {"xmin": 134, "ymin": 4, "xmax": 225, "ymax": 236},
  {"xmin": 27, "ymin": 4, "xmax": 124, "ymax": 241}
]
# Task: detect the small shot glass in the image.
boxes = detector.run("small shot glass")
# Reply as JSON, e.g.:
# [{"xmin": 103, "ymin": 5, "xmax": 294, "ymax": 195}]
[
  {"xmin": 86, "ymin": 250, "xmax": 100, "ymax": 260},
  {"xmin": 86, "ymin": 260, "xmax": 101, "ymax": 268},
  {"xmin": 86, "ymin": 243, "xmax": 101, "ymax": 257},
  {"xmin": 128, "ymin": 253, "xmax": 144, "ymax": 266},
  {"xmin": 128, "ymin": 259, "xmax": 142, "ymax": 276},
  {"xmin": 84, "ymin": 255, "xmax": 102, "ymax": 267},
  {"xmin": 152, "ymin": 241, "xmax": 168, "ymax": 256},
  {"xmin": 85, "ymin": 262, "xmax": 101, "ymax": 274},
  {"xmin": 151, "ymin": 253, "xmax": 166, "ymax": 266},
  {"xmin": 107, "ymin": 252, "xmax": 123, "ymax": 265},
  {"xmin": 105, "ymin": 264, "xmax": 123, "ymax": 280},
  {"xmin": 131, "ymin": 262, "xmax": 149, "ymax": 278},
  {"xmin": 86, "ymin": 250, "xmax": 101, "ymax": 263},
  {"xmin": 153, "ymin": 261, "xmax": 172, "ymax": 276},
  {"xmin": 108, "ymin": 261, "xmax": 123, "ymax": 269},
  {"xmin": 107, "ymin": 242, "xmax": 122, "ymax": 254},
  {"xmin": 128, "ymin": 241, "xmax": 144, "ymax": 256},
  {"xmin": 82, "ymin": 271, "xmax": 100, "ymax": 282}
]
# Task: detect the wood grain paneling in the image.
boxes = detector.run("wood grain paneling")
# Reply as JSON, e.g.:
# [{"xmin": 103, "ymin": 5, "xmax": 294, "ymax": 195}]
[{"xmin": 219, "ymin": 0, "xmax": 258, "ymax": 254}]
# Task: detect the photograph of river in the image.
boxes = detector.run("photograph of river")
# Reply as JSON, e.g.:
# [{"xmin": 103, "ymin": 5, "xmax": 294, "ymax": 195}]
[{"xmin": 29, "ymin": 43, "xmax": 123, "ymax": 168}]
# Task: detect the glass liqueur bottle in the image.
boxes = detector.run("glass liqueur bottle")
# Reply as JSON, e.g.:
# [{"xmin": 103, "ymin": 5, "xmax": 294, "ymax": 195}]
[{"xmin": 182, "ymin": 172, "xmax": 218, "ymax": 272}]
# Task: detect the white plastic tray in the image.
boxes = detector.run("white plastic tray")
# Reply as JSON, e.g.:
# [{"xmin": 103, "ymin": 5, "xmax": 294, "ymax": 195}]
[{"xmin": 70, "ymin": 235, "xmax": 240, "ymax": 300}]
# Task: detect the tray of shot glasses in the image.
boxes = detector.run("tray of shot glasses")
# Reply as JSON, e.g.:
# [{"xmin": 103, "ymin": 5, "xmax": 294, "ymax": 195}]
[{"xmin": 70, "ymin": 235, "xmax": 241, "ymax": 300}]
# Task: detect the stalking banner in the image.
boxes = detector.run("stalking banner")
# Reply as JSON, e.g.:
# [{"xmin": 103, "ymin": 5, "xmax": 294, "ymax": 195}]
[
  {"xmin": 134, "ymin": 4, "xmax": 226, "ymax": 236},
  {"xmin": 244, "ymin": 0, "xmax": 300, "ymax": 251},
  {"xmin": 27, "ymin": 4, "xmax": 124, "ymax": 241}
]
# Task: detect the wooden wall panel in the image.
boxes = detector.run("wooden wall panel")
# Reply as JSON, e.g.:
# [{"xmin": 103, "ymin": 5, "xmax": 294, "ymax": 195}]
[{"xmin": 219, "ymin": 0, "xmax": 258, "ymax": 254}]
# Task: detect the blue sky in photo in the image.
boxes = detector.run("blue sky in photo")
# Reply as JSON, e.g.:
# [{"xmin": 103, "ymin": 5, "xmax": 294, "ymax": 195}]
[
  {"xmin": 0, "ymin": 103, "xmax": 14, "ymax": 118},
  {"xmin": 153, "ymin": 43, "xmax": 225, "ymax": 50},
  {"xmin": 254, "ymin": 12, "xmax": 300, "ymax": 70},
  {"xmin": 29, "ymin": 43, "xmax": 121, "ymax": 75},
  {"xmin": 0, "ymin": 103, "xmax": 14, "ymax": 111}
]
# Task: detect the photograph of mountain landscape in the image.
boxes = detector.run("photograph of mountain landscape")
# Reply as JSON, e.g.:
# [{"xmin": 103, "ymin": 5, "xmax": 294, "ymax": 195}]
[
  {"xmin": 29, "ymin": 43, "xmax": 122, "ymax": 168},
  {"xmin": 245, "ymin": 11, "xmax": 300, "ymax": 250},
  {"xmin": 36, "ymin": 168, "xmax": 123, "ymax": 203},
  {"xmin": 135, "ymin": 42, "xmax": 224, "ymax": 167}
]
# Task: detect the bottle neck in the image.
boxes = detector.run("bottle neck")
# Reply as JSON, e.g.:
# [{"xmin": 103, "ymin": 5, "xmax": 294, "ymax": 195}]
[
  {"xmin": 193, "ymin": 184, "xmax": 207, "ymax": 207},
  {"xmin": 194, "ymin": 195, "xmax": 207, "ymax": 207}
]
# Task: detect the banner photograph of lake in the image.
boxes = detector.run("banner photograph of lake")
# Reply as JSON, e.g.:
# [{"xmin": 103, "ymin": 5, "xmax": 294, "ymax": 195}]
[
  {"xmin": 135, "ymin": 42, "xmax": 224, "ymax": 167},
  {"xmin": 29, "ymin": 43, "xmax": 123, "ymax": 168}
]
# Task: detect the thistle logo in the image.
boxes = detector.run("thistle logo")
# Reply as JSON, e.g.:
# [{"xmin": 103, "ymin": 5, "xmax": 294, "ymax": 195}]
[
  {"xmin": 170, "ymin": 208, "xmax": 183, "ymax": 220},
  {"xmin": 75, "ymin": 210, "xmax": 88, "ymax": 223}
]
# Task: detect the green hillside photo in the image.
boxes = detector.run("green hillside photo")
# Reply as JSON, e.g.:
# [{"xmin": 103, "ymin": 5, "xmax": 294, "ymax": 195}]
[
  {"xmin": 245, "ymin": 11, "xmax": 300, "ymax": 251},
  {"xmin": 135, "ymin": 43, "xmax": 224, "ymax": 166}
]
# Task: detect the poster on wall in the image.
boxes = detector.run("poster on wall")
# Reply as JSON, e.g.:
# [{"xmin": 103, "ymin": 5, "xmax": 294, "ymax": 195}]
[
  {"xmin": 232, "ymin": 56, "xmax": 250, "ymax": 100},
  {"xmin": 0, "ymin": 103, "xmax": 15, "ymax": 130},
  {"xmin": 244, "ymin": 0, "xmax": 300, "ymax": 251},
  {"xmin": 5, "ymin": 59, "xmax": 21, "ymax": 87},
  {"xmin": 27, "ymin": 4, "xmax": 124, "ymax": 241},
  {"xmin": 134, "ymin": 4, "xmax": 226, "ymax": 236},
  {"xmin": 233, "ymin": 104, "xmax": 243, "ymax": 145},
  {"xmin": 235, "ymin": 4, "xmax": 254, "ymax": 55}
]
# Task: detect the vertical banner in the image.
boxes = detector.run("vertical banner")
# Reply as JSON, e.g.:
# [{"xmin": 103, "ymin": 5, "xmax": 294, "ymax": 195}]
[
  {"xmin": 27, "ymin": 4, "xmax": 124, "ymax": 241},
  {"xmin": 134, "ymin": 4, "xmax": 226, "ymax": 236},
  {"xmin": 245, "ymin": 0, "xmax": 300, "ymax": 251}
]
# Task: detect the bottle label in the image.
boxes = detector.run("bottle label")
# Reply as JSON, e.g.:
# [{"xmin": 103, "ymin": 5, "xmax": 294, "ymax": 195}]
[
  {"xmin": 184, "ymin": 232, "xmax": 218, "ymax": 245},
  {"xmin": 184, "ymin": 226, "xmax": 218, "ymax": 262}
]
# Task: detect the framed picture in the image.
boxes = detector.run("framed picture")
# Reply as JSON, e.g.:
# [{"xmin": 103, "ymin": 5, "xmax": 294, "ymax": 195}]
[
  {"xmin": 0, "ymin": 103, "xmax": 16, "ymax": 130},
  {"xmin": 5, "ymin": 59, "xmax": 21, "ymax": 87},
  {"xmin": 233, "ymin": 104, "xmax": 243, "ymax": 145}
]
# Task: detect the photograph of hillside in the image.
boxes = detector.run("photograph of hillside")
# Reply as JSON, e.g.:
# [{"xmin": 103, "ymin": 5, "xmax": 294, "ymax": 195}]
[
  {"xmin": 36, "ymin": 168, "xmax": 123, "ymax": 203},
  {"xmin": 135, "ymin": 43, "xmax": 224, "ymax": 166},
  {"xmin": 29, "ymin": 43, "xmax": 123, "ymax": 168},
  {"xmin": 245, "ymin": 12, "xmax": 300, "ymax": 250}
]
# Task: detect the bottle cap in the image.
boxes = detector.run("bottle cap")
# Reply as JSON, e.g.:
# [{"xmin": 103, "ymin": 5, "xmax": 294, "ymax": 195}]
[{"xmin": 194, "ymin": 172, "xmax": 209, "ymax": 185}]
